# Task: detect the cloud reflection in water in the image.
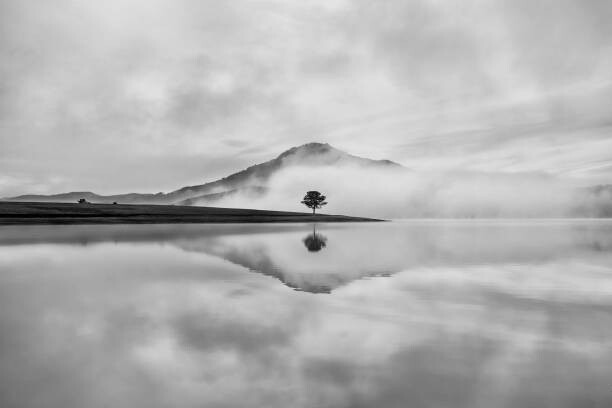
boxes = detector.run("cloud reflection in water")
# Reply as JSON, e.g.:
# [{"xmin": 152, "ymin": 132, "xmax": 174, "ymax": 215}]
[{"xmin": 0, "ymin": 221, "xmax": 612, "ymax": 407}]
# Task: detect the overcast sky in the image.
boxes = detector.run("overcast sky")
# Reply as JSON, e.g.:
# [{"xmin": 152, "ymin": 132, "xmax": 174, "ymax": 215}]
[{"xmin": 1, "ymin": 0, "xmax": 611, "ymax": 196}]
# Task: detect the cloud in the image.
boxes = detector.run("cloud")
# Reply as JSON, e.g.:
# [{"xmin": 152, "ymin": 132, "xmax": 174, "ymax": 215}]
[
  {"xmin": 2, "ymin": 226, "xmax": 612, "ymax": 407},
  {"xmin": 1, "ymin": 0, "xmax": 611, "ymax": 196},
  {"xmin": 203, "ymin": 163, "xmax": 579, "ymax": 218}
]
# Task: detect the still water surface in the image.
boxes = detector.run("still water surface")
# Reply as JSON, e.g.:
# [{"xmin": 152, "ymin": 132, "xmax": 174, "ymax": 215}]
[{"xmin": 1, "ymin": 220, "xmax": 612, "ymax": 408}]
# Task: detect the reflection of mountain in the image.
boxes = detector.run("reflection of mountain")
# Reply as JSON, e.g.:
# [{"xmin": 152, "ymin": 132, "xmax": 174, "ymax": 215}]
[
  {"xmin": 202, "ymin": 245, "xmax": 337, "ymax": 294},
  {"xmin": 184, "ymin": 240, "xmax": 395, "ymax": 293},
  {"xmin": 171, "ymin": 225, "xmax": 399, "ymax": 293},
  {"xmin": 170, "ymin": 222, "xmax": 612, "ymax": 293},
  {"xmin": 3, "ymin": 221, "xmax": 612, "ymax": 294}
]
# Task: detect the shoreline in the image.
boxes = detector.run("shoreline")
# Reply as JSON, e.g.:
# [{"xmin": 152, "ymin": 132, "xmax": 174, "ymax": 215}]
[{"xmin": 0, "ymin": 201, "xmax": 382, "ymax": 225}]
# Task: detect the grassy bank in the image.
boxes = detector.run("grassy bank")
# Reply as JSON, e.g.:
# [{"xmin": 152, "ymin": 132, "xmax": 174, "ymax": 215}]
[{"xmin": 0, "ymin": 201, "xmax": 381, "ymax": 225}]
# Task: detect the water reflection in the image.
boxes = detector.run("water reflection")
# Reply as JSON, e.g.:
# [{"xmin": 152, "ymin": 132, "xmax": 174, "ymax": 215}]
[
  {"xmin": 1, "ymin": 221, "xmax": 612, "ymax": 408},
  {"xmin": 303, "ymin": 224, "xmax": 328, "ymax": 252},
  {"xmin": 2, "ymin": 221, "xmax": 612, "ymax": 294}
]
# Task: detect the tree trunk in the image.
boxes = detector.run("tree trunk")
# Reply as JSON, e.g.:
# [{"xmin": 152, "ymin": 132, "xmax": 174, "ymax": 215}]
[{"xmin": 312, "ymin": 207, "xmax": 315, "ymax": 215}]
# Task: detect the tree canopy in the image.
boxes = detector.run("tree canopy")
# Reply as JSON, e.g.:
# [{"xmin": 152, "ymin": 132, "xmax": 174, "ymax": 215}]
[{"xmin": 301, "ymin": 191, "xmax": 327, "ymax": 215}]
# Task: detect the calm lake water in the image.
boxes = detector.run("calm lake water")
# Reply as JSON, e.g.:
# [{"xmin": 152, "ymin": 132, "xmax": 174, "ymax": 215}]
[{"xmin": 1, "ymin": 220, "xmax": 612, "ymax": 408}]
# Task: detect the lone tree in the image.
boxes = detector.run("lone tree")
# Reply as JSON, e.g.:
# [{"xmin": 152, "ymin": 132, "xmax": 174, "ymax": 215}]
[{"xmin": 301, "ymin": 191, "xmax": 327, "ymax": 215}]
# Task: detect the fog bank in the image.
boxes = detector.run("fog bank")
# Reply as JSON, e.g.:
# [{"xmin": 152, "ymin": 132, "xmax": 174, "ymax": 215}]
[{"xmin": 199, "ymin": 164, "xmax": 601, "ymax": 218}]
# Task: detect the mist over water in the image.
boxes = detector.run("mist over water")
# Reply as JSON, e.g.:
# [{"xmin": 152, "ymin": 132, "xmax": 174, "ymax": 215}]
[
  {"xmin": 1, "ymin": 1, "xmax": 611, "ymax": 407},
  {"xmin": 1, "ymin": 221, "xmax": 612, "ymax": 408},
  {"xmin": 206, "ymin": 164, "xmax": 600, "ymax": 218}
]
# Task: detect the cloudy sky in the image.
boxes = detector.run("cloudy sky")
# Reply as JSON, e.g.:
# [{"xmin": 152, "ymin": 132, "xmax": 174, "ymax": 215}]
[{"xmin": 1, "ymin": 0, "xmax": 611, "ymax": 196}]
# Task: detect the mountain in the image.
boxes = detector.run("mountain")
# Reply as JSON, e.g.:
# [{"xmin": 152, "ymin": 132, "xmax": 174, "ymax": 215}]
[
  {"xmin": 574, "ymin": 184, "xmax": 612, "ymax": 217},
  {"xmin": 176, "ymin": 186, "xmax": 268, "ymax": 206},
  {"xmin": 6, "ymin": 191, "xmax": 164, "ymax": 204},
  {"xmin": 4, "ymin": 143, "xmax": 402, "ymax": 205}
]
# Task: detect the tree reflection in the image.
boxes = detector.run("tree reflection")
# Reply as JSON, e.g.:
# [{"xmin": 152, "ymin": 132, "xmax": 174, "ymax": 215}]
[{"xmin": 303, "ymin": 224, "xmax": 328, "ymax": 252}]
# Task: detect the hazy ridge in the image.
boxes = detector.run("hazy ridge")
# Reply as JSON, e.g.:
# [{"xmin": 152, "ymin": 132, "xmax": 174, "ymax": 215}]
[
  {"xmin": 4, "ymin": 142, "xmax": 612, "ymax": 218},
  {"xmin": 4, "ymin": 143, "xmax": 400, "ymax": 206}
]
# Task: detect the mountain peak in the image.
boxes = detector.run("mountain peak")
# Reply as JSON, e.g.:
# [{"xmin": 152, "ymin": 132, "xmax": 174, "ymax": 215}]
[
  {"xmin": 276, "ymin": 142, "xmax": 403, "ymax": 169},
  {"xmin": 6, "ymin": 142, "xmax": 402, "ymax": 205},
  {"xmin": 277, "ymin": 142, "xmax": 337, "ymax": 159}
]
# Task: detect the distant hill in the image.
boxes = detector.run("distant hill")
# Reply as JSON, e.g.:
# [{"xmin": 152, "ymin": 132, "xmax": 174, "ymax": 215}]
[
  {"xmin": 4, "ymin": 143, "xmax": 402, "ymax": 205},
  {"xmin": 6, "ymin": 191, "xmax": 165, "ymax": 204},
  {"xmin": 6, "ymin": 143, "xmax": 611, "ymax": 217},
  {"xmin": 574, "ymin": 184, "xmax": 612, "ymax": 217},
  {"xmin": 176, "ymin": 186, "xmax": 268, "ymax": 206}
]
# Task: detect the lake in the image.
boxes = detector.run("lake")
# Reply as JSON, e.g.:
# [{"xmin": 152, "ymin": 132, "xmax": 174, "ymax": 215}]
[{"xmin": 1, "ymin": 220, "xmax": 611, "ymax": 408}]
